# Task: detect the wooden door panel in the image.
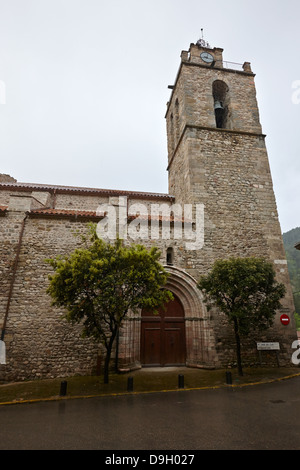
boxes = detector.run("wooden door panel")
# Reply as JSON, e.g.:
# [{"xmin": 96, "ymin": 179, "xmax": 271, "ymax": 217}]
[
  {"xmin": 141, "ymin": 326, "xmax": 161, "ymax": 365},
  {"xmin": 164, "ymin": 328, "xmax": 186, "ymax": 365},
  {"xmin": 141, "ymin": 294, "xmax": 186, "ymax": 366}
]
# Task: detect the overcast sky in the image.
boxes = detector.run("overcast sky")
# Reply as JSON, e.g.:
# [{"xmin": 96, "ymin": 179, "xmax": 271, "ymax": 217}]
[{"xmin": 0, "ymin": 0, "xmax": 299, "ymax": 233}]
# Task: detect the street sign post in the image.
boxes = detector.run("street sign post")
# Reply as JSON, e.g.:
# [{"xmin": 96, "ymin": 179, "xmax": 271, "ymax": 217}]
[{"xmin": 257, "ymin": 342, "xmax": 280, "ymax": 367}]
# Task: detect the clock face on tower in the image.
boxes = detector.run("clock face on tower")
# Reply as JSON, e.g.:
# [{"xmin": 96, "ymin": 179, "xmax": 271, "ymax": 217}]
[{"xmin": 200, "ymin": 52, "xmax": 214, "ymax": 63}]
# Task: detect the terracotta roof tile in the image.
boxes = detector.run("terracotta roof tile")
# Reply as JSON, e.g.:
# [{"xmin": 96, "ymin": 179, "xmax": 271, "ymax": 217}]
[
  {"xmin": 0, "ymin": 205, "xmax": 7, "ymax": 216},
  {"xmin": 29, "ymin": 208, "xmax": 101, "ymax": 219},
  {"xmin": 29, "ymin": 208, "xmax": 190, "ymax": 223}
]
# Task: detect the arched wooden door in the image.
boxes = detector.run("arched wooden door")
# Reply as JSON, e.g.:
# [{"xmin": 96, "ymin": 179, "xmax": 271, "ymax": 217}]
[{"xmin": 141, "ymin": 294, "xmax": 186, "ymax": 366}]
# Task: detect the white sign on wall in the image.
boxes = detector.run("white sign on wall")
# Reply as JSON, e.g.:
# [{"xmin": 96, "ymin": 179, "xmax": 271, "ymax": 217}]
[
  {"xmin": 257, "ymin": 342, "xmax": 280, "ymax": 351},
  {"xmin": 0, "ymin": 340, "xmax": 6, "ymax": 364}
]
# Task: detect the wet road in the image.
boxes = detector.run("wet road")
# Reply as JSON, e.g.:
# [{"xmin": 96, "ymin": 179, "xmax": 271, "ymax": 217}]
[{"xmin": 1, "ymin": 377, "xmax": 300, "ymax": 450}]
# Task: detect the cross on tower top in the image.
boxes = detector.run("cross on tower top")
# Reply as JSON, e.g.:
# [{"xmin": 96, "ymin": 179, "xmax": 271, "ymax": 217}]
[{"xmin": 196, "ymin": 28, "xmax": 211, "ymax": 49}]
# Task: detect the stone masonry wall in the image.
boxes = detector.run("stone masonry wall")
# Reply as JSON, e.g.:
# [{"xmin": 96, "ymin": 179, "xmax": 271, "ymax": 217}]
[
  {"xmin": 0, "ymin": 175, "xmax": 297, "ymax": 381},
  {"xmin": 167, "ymin": 126, "xmax": 297, "ymax": 367},
  {"xmin": 0, "ymin": 214, "xmax": 99, "ymax": 381},
  {"xmin": 164, "ymin": 44, "xmax": 297, "ymax": 368},
  {"xmin": 1, "ymin": 188, "xmax": 201, "ymax": 381}
]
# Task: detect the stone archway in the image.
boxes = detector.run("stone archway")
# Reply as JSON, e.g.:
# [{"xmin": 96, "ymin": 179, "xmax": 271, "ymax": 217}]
[
  {"xmin": 117, "ymin": 266, "xmax": 218, "ymax": 371},
  {"xmin": 162, "ymin": 266, "xmax": 218, "ymax": 368}
]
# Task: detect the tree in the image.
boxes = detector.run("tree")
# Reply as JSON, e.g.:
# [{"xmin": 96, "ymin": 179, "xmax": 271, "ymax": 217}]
[
  {"xmin": 46, "ymin": 231, "xmax": 173, "ymax": 383},
  {"xmin": 282, "ymin": 227, "xmax": 300, "ymax": 324},
  {"xmin": 197, "ymin": 257, "xmax": 286, "ymax": 376}
]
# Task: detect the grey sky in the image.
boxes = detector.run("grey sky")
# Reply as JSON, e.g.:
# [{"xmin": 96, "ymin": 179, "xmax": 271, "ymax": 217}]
[{"xmin": 0, "ymin": 0, "xmax": 299, "ymax": 233}]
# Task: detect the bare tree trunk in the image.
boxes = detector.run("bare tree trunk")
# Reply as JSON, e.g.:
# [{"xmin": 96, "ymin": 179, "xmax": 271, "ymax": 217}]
[
  {"xmin": 104, "ymin": 349, "xmax": 111, "ymax": 384},
  {"xmin": 233, "ymin": 317, "xmax": 243, "ymax": 376},
  {"xmin": 114, "ymin": 327, "xmax": 120, "ymax": 373},
  {"xmin": 104, "ymin": 330, "xmax": 117, "ymax": 384}
]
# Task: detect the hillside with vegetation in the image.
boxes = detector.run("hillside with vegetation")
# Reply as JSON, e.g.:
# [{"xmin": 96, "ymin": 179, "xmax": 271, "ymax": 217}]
[{"xmin": 283, "ymin": 227, "xmax": 300, "ymax": 329}]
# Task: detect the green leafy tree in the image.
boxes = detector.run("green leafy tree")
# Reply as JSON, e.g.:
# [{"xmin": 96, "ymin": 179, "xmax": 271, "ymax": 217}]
[
  {"xmin": 282, "ymin": 227, "xmax": 300, "ymax": 326},
  {"xmin": 46, "ymin": 231, "xmax": 172, "ymax": 383},
  {"xmin": 198, "ymin": 257, "xmax": 286, "ymax": 376}
]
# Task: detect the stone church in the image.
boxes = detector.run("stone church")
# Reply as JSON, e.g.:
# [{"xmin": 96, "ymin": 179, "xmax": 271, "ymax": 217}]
[{"xmin": 0, "ymin": 40, "xmax": 297, "ymax": 382}]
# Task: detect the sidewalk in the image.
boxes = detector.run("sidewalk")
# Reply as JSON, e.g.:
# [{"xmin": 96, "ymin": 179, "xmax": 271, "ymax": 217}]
[{"xmin": 1, "ymin": 366, "xmax": 299, "ymax": 406}]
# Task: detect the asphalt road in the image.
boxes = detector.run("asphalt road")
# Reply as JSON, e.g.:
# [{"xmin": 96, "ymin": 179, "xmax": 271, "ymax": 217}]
[{"xmin": 1, "ymin": 377, "xmax": 300, "ymax": 451}]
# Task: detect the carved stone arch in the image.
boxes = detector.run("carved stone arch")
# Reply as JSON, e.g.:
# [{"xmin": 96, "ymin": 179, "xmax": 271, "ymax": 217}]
[
  {"xmin": 118, "ymin": 266, "xmax": 218, "ymax": 371},
  {"xmin": 163, "ymin": 266, "xmax": 218, "ymax": 368}
]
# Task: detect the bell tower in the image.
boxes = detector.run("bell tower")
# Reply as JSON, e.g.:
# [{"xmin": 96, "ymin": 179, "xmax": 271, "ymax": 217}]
[{"xmin": 165, "ymin": 39, "xmax": 296, "ymax": 363}]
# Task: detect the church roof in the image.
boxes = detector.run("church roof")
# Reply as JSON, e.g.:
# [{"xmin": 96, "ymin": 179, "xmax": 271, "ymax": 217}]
[{"xmin": 0, "ymin": 181, "xmax": 174, "ymax": 201}]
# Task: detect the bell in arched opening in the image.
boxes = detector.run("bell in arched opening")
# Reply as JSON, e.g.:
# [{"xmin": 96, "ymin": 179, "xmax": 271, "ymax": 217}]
[
  {"xmin": 214, "ymin": 99, "xmax": 225, "ymax": 128},
  {"xmin": 212, "ymin": 80, "xmax": 230, "ymax": 129}
]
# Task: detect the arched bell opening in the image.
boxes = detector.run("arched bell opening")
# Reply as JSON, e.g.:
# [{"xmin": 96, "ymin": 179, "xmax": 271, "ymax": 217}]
[{"xmin": 212, "ymin": 80, "xmax": 230, "ymax": 129}]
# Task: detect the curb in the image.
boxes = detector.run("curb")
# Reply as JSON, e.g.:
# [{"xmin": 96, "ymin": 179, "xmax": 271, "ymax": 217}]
[{"xmin": 1, "ymin": 372, "xmax": 300, "ymax": 407}]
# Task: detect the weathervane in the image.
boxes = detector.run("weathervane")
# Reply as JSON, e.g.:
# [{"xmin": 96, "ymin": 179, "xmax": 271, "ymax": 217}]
[{"xmin": 196, "ymin": 28, "xmax": 211, "ymax": 49}]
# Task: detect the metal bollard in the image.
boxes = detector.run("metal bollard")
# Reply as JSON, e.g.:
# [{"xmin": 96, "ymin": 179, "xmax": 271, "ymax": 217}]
[
  {"xmin": 127, "ymin": 376, "xmax": 134, "ymax": 392},
  {"xmin": 178, "ymin": 374, "xmax": 184, "ymax": 389},
  {"xmin": 60, "ymin": 381, "xmax": 67, "ymax": 396},
  {"xmin": 225, "ymin": 371, "xmax": 232, "ymax": 385}
]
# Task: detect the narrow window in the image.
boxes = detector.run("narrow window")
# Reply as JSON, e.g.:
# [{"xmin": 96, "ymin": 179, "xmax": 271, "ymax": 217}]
[
  {"xmin": 166, "ymin": 247, "xmax": 174, "ymax": 265},
  {"xmin": 174, "ymin": 98, "xmax": 180, "ymax": 142},
  {"xmin": 170, "ymin": 113, "xmax": 175, "ymax": 153}
]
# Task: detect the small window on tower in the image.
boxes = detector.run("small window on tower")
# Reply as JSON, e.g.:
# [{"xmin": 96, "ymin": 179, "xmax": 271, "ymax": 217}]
[
  {"xmin": 170, "ymin": 113, "xmax": 175, "ymax": 153},
  {"xmin": 166, "ymin": 247, "xmax": 174, "ymax": 265},
  {"xmin": 174, "ymin": 98, "xmax": 180, "ymax": 141}
]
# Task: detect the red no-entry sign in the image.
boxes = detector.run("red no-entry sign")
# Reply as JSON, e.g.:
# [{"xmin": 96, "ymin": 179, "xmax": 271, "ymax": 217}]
[{"xmin": 280, "ymin": 314, "xmax": 290, "ymax": 326}]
